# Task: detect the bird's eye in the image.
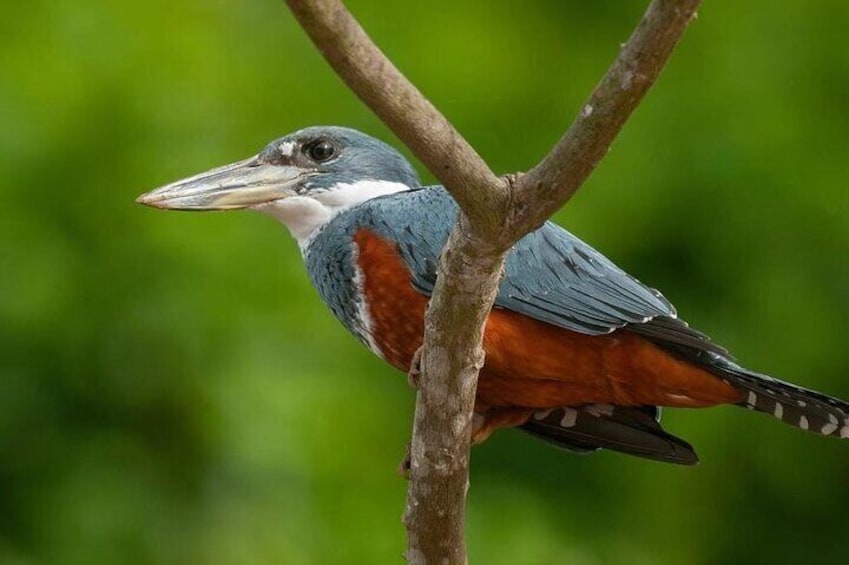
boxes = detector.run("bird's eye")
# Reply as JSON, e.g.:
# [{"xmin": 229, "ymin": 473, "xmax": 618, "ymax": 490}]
[{"xmin": 306, "ymin": 140, "xmax": 336, "ymax": 162}]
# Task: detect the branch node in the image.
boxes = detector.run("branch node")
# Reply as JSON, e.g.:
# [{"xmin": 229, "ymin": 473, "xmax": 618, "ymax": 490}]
[
  {"xmin": 398, "ymin": 443, "xmax": 412, "ymax": 479},
  {"xmin": 407, "ymin": 346, "xmax": 423, "ymax": 389}
]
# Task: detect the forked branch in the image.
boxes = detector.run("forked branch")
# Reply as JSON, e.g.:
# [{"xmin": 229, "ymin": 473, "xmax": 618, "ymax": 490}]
[{"xmin": 284, "ymin": 1, "xmax": 702, "ymax": 563}]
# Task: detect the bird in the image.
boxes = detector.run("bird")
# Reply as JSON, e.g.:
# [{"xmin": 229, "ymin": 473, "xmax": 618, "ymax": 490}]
[{"xmin": 137, "ymin": 125, "xmax": 849, "ymax": 465}]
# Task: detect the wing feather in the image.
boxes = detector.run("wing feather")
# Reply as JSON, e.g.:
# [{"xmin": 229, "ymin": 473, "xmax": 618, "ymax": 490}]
[{"xmin": 357, "ymin": 187, "xmax": 726, "ymax": 355}]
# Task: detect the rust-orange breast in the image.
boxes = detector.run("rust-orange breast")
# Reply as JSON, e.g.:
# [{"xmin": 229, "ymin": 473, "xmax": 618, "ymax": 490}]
[{"xmin": 353, "ymin": 229, "xmax": 743, "ymax": 411}]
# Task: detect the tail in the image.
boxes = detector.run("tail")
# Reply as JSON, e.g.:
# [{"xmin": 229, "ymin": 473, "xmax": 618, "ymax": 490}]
[
  {"xmin": 519, "ymin": 354, "xmax": 849, "ymax": 465},
  {"xmin": 520, "ymin": 404, "xmax": 699, "ymax": 465},
  {"xmin": 706, "ymin": 352, "xmax": 849, "ymax": 438}
]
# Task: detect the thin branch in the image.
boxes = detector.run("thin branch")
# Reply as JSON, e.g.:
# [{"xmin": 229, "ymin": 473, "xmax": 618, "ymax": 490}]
[
  {"xmin": 511, "ymin": 0, "xmax": 701, "ymax": 235},
  {"xmin": 405, "ymin": 219, "xmax": 507, "ymax": 565},
  {"xmin": 284, "ymin": 0, "xmax": 509, "ymax": 234}
]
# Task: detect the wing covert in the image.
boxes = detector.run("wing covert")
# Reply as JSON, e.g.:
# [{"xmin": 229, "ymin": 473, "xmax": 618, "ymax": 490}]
[
  {"xmin": 356, "ymin": 187, "xmax": 725, "ymax": 354},
  {"xmin": 496, "ymin": 222, "xmax": 676, "ymax": 335}
]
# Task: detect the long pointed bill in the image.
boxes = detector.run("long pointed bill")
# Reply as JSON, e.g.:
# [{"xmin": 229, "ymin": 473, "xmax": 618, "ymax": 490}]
[{"xmin": 136, "ymin": 157, "xmax": 312, "ymax": 210}]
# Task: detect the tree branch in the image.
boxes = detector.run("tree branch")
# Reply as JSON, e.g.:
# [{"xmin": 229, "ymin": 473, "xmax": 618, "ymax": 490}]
[
  {"xmin": 284, "ymin": 0, "xmax": 509, "ymax": 234},
  {"xmin": 405, "ymin": 219, "xmax": 507, "ymax": 564},
  {"xmin": 284, "ymin": 1, "xmax": 701, "ymax": 564},
  {"xmin": 511, "ymin": 0, "xmax": 701, "ymax": 235}
]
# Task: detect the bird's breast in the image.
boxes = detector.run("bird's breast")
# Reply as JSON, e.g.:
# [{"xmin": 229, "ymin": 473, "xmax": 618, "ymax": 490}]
[
  {"xmin": 349, "ymin": 228, "xmax": 742, "ymax": 411},
  {"xmin": 352, "ymin": 229, "xmax": 428, "ymax": 366}
]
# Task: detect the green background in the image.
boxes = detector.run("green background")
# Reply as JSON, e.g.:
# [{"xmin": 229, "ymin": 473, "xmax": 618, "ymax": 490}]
[{"xmin": 2, "ymin": 1, "xmax": 848, "ymax": 563}]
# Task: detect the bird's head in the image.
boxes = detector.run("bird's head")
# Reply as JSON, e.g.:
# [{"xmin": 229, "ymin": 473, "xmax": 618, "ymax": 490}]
[{"xmin": 137, "ymin": 126, "xmax": 420, "ymax": 243}]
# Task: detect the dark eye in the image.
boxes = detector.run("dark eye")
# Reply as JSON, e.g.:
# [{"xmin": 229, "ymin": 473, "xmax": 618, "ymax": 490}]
[{"xmin": 306, "ymin": 140, "xmax": 336, "ymax": 162}]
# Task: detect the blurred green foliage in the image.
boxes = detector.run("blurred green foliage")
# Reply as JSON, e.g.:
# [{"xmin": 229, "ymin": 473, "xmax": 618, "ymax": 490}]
[{"xmin": 1, "ymin": 1, "xmax": 848, "ymax": 563}]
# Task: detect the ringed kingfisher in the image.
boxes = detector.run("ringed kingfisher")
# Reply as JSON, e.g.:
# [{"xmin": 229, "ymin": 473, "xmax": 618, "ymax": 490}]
[{"xmin": 138, "ymin": 126, "xmax": 849, "ymax": 465}]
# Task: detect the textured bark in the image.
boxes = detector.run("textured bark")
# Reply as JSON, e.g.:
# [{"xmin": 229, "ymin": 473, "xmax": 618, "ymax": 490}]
[
  {"xmin": 284, "ymin": 1, "xmax": 702, "ymax": 563},
  {"xmin": 404, "ymin": 217, "xmax": 506, "ymax": 565}
]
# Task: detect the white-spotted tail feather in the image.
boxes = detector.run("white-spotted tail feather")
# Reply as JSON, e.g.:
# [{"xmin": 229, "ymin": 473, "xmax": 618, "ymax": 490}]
[{"xmin": 709, "ymin": 353, "xmax": 849, "ymax": 439}]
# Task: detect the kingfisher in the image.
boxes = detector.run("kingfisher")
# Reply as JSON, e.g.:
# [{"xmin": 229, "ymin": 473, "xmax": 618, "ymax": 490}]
[{"xmin": 138, "ymin": 126, "xmax": 849, "ymax": 465}]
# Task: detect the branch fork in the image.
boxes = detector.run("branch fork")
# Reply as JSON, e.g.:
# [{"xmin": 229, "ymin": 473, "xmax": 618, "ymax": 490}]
[{"xmin": 284, "ymin": 1, "xmax": 702, "ymax": 562}]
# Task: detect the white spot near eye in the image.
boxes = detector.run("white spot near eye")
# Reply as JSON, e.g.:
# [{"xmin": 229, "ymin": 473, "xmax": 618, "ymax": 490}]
[{"xmin": 278, "ymin": 141, "xmax": 296, "ymax": 156}]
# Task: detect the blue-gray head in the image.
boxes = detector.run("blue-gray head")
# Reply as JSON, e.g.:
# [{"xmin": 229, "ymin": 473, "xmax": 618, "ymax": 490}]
[{"xmin": 137, "ymin": 126, "xmax": 420, "ymax": 243}]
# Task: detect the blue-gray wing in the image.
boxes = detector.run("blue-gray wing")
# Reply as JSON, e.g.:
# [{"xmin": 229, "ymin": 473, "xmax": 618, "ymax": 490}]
[
  {"xmin": 498, "ymin": 224, "xmax": 728, "ymax": 354},
  {"xmin": 358, "ymin": 187, "xmax": 724, "ymax": 354},
  {"xmin": 497, "ymin": 224, "xmax": 675, "ymax": 334}
]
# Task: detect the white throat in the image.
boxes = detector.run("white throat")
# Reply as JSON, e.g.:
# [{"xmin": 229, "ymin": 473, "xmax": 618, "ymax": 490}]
[{"xmin": 252, "ymin": 179, "xmax": 411, "ymax": 251}]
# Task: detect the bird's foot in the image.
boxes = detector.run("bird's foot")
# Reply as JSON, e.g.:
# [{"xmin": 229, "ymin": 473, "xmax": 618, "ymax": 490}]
[
  {"xmin": 397, "ymin": 442, "xmax": 412, "ymax": 480},
  {"xmin": 407, "ymin": 347, "xmax": 423, "ymax": 389}
]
